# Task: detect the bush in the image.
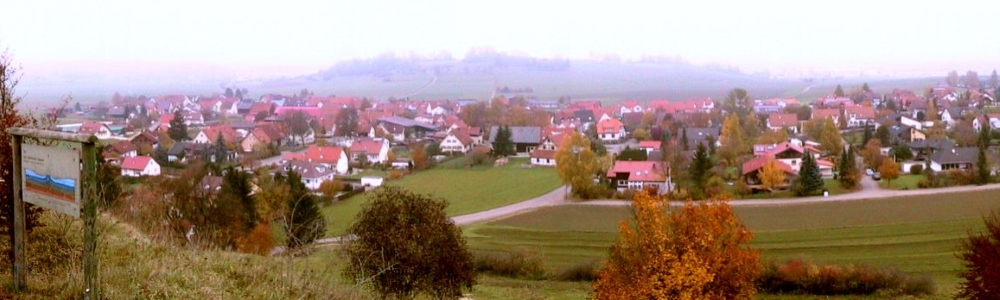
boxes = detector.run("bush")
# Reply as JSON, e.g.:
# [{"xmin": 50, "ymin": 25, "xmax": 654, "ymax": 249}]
[
  {"xmin": 552, "ymin": 261, "xmax": 600, "ymax": 282},
  {"xmin": 957, "ymin": 211, "xmax": 1000, "ymax": 299},
  {"xmin": 758, "ymin": 260, "xmax": 936, "ymax": 296},
  {"xmin": 387, "ymin": 170, "xmax": 404, "ymax": 180},
  {"xmin": 474, "ymin": 249, "xmax": 546, "ymax": 280},
  {"xmin": 235, "ymin": 222, "xmax": 276, "ymax": 256},
  {"xmin": 910, "ymin": 164, "xmax": 924, "ymax": 175}
]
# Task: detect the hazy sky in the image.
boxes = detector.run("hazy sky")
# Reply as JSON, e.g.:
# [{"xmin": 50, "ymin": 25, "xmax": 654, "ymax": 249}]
[{"xmin": 2, "ymin": 0, "xmax": 999, "ymax": 76}]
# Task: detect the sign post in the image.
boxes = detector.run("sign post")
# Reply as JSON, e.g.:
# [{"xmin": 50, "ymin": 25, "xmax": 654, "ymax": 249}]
[{"xmin": 8, "ymin": 128, "xmax": 99, "ymax": 299}]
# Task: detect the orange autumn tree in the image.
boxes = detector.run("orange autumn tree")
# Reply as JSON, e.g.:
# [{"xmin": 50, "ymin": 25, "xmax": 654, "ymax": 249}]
[{"xmin": 593, "ymin": 189, "xmax": 760, "ymax": 300}]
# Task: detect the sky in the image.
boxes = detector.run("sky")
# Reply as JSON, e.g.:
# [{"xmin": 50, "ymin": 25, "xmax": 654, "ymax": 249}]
[{"xmin": 2, "ymin": 0, "xmax": 999, "ymax": 78}]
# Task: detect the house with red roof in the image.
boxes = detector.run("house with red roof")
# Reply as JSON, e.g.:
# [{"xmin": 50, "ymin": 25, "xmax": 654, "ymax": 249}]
[
  {"xmin": 78, "ymin": 121, "xmax": 113, "ymax": 139},
  {"xmin": 104, "ymin": 140, "xmax": 137, "ymax": 159},
  {"xmin": 440, "ymin": 130, "xmax": 474, "ymax": 154},
  {"xmin": 638, "ymin": 140, "xmax": 662, "ymax": 154},
  {"xmin": 240, "ymin": 123, "xmax": 286, "ymax": 153},
  {"xmin": 280, "ymin": 160, "xmax": 338, "ymax": 190},
  {"xmin": 282, "ymin": 145, "xmax": 349, "ymax": 174},
  {"xmin": 130, "ymin": 130, "xmax": 159, "ymax": 154},
  {"xmin": 606, "ymin": 161, "xmax": 669, "ymax": 193},
  {"xmin": 350, "ymin": 137, "xmax": 390, "ymax": 164},
  {"xmin": 529, "ymin": 135, "xmax": 561, "ymax": 166},
  {"xmin": 193, "ymin": 125, "xmax": 239, "ymax": 147},
  {"xmin": 741, "ymin": 156, "xmax": 795, "ymax": 190},
  {"xmin": 767, "ymin": 113, "xmax": 799, "ymax": 133},
  {"xmin": 845, "ymin": 106, "xmax": 876, "ymax": 128},
  {"xmin": 811, "ymin": 108, "xmax": 841, "ymax": 126},
  {"xmin": 618, "ymin": 101, "xmax": 644, "ymax": 116},
  {"xmin": 120, "ymin": 156, "xmax": 161, "ymax": 177},
  {"xmin": 596, "ymin": 117, "xmax": 626, "ymax": 141}
]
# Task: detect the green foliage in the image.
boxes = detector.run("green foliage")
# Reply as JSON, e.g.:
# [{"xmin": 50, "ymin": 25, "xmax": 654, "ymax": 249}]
[
  {"xmin": 284, "ymin": 170, "xmax": 326, "ymax": 248},
  {"xmin": 474, "ymin": 249, "xmax": 546, "ymax": 280},
  {"xmin": 976, "ymin": 145, "xmax": 990, "ymax": 185},
  {"xmin": 834, "ymin": 84, "xmax": 845, "ymax": 97},
  {"xmin": 910, "ymin": 164, "xmax": 924, "ymax": 175},
  {"xmin": 890, "ymin": 144, "xmax": 913, "ymax": 161},
  {"xmin": 615, "ymin": 146, "xmax": 646, "ymax": 161},
  {"xmin": 492, "ymin": 125, "xmax": 516, "ymax": 157},
  {"xmin": 794, "ymin": 154, "xmax": 824, "ymax": 196},
  {"xmin": 221, "ymin": 167, "xmax": 257, "ymax": 229},
  {"xmin": 344, "ymin": 186, "xmax": 476, "ymax": 299},
  {"xmin": 958, "ymin": 211, "xmax": 1000, "ymax": 299},
  {"xmin": 688, "ymin": 143, "xmax": 714, "ymax": 195},
  {"xmin": 425, "ymin": 140, "xmax": 442, "ymax": 157},
  {"xmin": 168, "ymin": 110, "xmax": 189, "ymax": 141},
  {"xmin": 862, "ymin": 124, "xmax": 873, "ymax": 146}
]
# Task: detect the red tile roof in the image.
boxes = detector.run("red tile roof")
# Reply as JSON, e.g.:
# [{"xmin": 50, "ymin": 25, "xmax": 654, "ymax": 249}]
[
  {"xmin": 121, "ymin": 156, "xmax": 153, "ymax": 171},
  {"xmin": 638, "ymin": 141, "xmax": 662, "ymax": 149},
  {"xmin": 741, "ymin": 156, "xmax": 795, "ymax": 175},
  {"xmin": 78, "ymin": 121, "xmax": 107, "ymax": 135},
  {"xmin": 284, "ymin": 146, "xmax": 345, "ymax": 165},
  {"xmin": 845, "ymin": 106, "xmax": 875, "ymax": 119},
  {"xmin": 597, "ymin": 118, "xmax": 624, "ymax": 134},
  {"xmin": 812, "ymin": 108, "xmax": 840, "ymax": 120},
  {"xmin": 350, "ymin": 138, "xmax": 386, "ymax": 156},
  {"xmin": 606, "ymin": 161, "xmax": 667, "ymax": 182},
  {"xmin": 530, "ymin": 149, "xmax": 557, "ymax": 160},
  {"xmin": 768, "ymin": 113, "xmax": 798, "ymax": 128}
]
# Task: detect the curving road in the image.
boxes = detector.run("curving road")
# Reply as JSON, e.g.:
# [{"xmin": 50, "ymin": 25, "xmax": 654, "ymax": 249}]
[{"xmin": 452, "ymin": 176, "xmax": 1000, "ymax": 225}]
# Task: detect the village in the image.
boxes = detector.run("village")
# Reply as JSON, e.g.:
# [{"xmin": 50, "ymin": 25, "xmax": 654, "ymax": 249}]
[{"xmin": 56, "ymin": 71, "xmax": 1000, "ymax": 201}]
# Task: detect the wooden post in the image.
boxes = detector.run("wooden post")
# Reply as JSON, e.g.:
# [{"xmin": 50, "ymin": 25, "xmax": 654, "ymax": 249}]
[
  {"xmin": 82, "ymin": 141, "xmax": 98, "ymax": 299},
  {"xmin": 10, "ymin": 134, "xmax": 25, "ymax": 290}
]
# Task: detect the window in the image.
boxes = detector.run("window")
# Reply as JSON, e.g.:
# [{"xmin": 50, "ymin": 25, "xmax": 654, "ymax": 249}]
[{"xmin": 618, "ymin": 180, "xmax": 627, "ymax": 186}]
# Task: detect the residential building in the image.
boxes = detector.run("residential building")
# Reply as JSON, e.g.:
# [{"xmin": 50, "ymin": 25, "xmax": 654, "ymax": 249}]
[
  {"xmin": 120, "ymin": 156, "xmax": 161, "ymax": 177},
  {"xmin": 349, "ymin": 137, "xmax": 390, "ymax": 164},
  {"xmin": 78, "ymin": 121, "xmax": 113, "ymax": 139},
  {"xmin": 606, "ymin": 161, "xmax": 669, "ymax": 192},
  {"xmin": 489, "ymin": 126, "xmax": 542, "ymax": 155},
  {"xmin": 596, "ymin": 117, "xmax": 626, "ymax": 141},
  {"xmin": 281, "ymin": 160, "xmax": 337, "ymax": 190},
  {"xmin": 282, "ymin": 146, "xmax": 350, "ymax": 174}
]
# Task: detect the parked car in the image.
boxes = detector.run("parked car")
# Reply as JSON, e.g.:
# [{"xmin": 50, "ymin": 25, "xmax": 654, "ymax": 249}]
[
  {"xmin": 866, "ymin": 168, "xmax": 874, "ymax": 176},
  {"xmin": 872, "ymin": 172, "xmax": 881, "ymax": 181}
]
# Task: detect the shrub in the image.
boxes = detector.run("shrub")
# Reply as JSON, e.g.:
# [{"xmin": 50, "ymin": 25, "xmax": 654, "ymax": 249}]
[
  {"xmin": 474, "ymin": 249, "xmax": 546, "ymax": 280},
  {"xmin": 236, "ymin": 222, "xmax": 276, "ymax": 256},
  {"xmin": 910, "ymin": 164, "xmax": 924, "ymax": 175},
  {"xmin": 957, "ymin": 211, "xmax": 1000, "ymax": 299},
  {"xmin": 387, "ymin": 170, "xmax": 404, "ymax": 180},
  {"xmin": 552, "ymin": 261, "xmax": 600, "ymax": 282},
  {"xmin": 758, "ymin": 260, "xmax": 936, "ymax": 296}
]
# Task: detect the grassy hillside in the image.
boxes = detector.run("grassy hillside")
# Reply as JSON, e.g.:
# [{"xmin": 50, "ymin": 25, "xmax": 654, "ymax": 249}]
[{"xmin": 322, "ymin": 157, "xmax": 560, "ymax": 236}]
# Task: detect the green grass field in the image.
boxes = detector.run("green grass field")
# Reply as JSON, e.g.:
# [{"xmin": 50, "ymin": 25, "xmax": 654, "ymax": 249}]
[
  {"xmin": 322, "ymin": 157, "xmax": 560, "ymax": 236},
  {"xmin": 465, "ymin": 189, "xmax": 1000, "ymax": 298},
  {"xmin": 881, "ymin": 174, "xmax": 924, "ymax": 190}
]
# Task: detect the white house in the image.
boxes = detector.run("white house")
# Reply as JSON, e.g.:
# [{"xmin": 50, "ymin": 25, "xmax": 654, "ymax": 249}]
[
  {"xmin": 120, "ymin": 156, "xmax": 161, "ymax": 177},
  {"xmin": 596, "ymin": 117, "xmax": 626, "ymax": 141},
  {"xmin": 361, "ymin": 176, "xmax": 384, "ymax": 188},
  {"xmin": 349, "ymin": 137, "xmax": 390, "ymax": 164},
  {"xmin": 282, "ymin": 160, "xmax": 337, "ymax": 190},
  {"xmin": 440, "ymin": 131, "xmax": 473, "ymax": 154},
  {"xmin": 78, "ymin": 121, "xmax": 113, "ymax": 139}
]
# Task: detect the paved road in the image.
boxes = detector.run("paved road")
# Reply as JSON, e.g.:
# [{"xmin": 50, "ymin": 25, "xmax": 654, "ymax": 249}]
[{"xmin": 452, "ymin": 186, "xmax": 568, "ymax": 225}]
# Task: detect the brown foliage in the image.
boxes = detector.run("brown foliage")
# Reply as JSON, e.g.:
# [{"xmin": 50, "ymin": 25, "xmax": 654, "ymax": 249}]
[
  {"xmin": 958, "ymin": 211, "xmax": 1000, "ymax": 299},
  {"xmin": 236, "ymin": 222, "xmax": 276, "ymax": 256},
  {"xmin": 593, "ymin": 189, "xmax": 760, "ymax": 299}
]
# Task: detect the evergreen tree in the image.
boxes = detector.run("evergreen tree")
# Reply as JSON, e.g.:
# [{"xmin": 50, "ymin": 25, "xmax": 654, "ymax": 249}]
[
  {"xmin": 492, "ymin": 125, "xmax": 515, "ymax": 157},
  {"xmin": 990, "ymin": 69, "xmax": 999, "ymax": 89},
  {"xmin": 861, "ymin": 82, "xmax": 872, "ymax": 93},
  {"xmin": 794, "ymin": 153, "xmax": 824, "ymax": 196},
  {"xmin": 168, "ymin": 110, "xmax": 189, "ymax": 141},
  {"xmin": 862, "ymin": 124, "xmax": 873, "ymax": 146},
  {"xmin": 838, "ymin": 146, "xmax": 860, "ymax": 189},
  {"xmin": 220, "ymin": 167, "xmax": 257, "ymax": 229},
  {"xmin": 284, "ymin": 170, "xmax": 326, "ymax": 248},
  {"xmin": 875, "ymin": 125, "xmax": 891, "ymax": 145},
  {"xmin": 977, "ymin": 126, "xmax": 992, "ymax": 185},
  {"xmin": 213, "ymin": 134, "xmax": 228, "ymax": 164},
  {"xmin": 689, "ymin": 143, "xmax": 713, "ymax": 193},
  {"xmin": 834, "ymin": 84, "xmax": 845, "ymax": 97},
  {"xmin": 681, "ymin": 127, "xmax": 689, "ymax": 151}
]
